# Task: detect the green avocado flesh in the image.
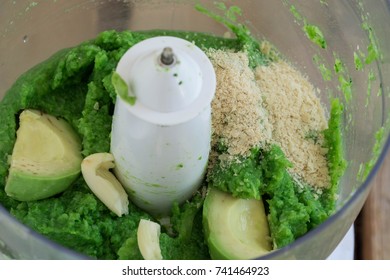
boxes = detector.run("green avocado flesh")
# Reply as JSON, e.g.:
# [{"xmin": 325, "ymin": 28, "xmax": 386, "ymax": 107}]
[
  {"xmin": 5, "ymin": 110, "xmax": 82, "ymax": 201},
  {"xmin": 0, "ymin": 27, "xmax": 345, "ymax": 258},
  {"xmin": 203, "ymin": 188, "xmax": 271, "ymax": 260}
]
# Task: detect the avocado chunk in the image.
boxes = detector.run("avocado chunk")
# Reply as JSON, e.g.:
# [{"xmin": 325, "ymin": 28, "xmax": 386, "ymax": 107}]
[
  {"xmin": 5, "ymin": 109, "xmax": 82, "ymax": 201},
  {"xmin": 203, "ymin": 188, "xmax": 272, "ymax": 259}
]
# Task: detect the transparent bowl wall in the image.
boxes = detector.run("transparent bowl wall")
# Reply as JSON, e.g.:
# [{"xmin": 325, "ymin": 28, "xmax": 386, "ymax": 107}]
[{"xmin": 0, "ymin": 0, "xmax": 389, "ymax": 259}]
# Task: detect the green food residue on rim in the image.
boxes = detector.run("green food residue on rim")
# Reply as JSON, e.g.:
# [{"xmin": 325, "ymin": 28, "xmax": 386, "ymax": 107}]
[
  {"xmin": 303, "ymin": 24, "xmax": 327, "ymax": 49},
  {"xmin": 357, "ymin": 126, "xmax": 386, "ymax": 182},
  {"xmin": 289, "ymin": 5, "xmax": 327, "ymax": 49},
  {"xmin": 289, "ymin": 4, "xmax": 303, "ymax": 22},
  {"xmin": 313, "ymin": 54, "xmax": 332, "ymax": 81},
  {"xmin": 195, "ymin": 2, "xmax": 275, "ymax": 68},
  {"xmin": 365, "ymin": 69, "xmax": 376, "ymax": 107},
  {"xmin": 290, "ymin": 1, "xmax": 382, "ymax": 109},
  {"xmin": 362, "ymin": 21, "xmax": 381, "ymax": 64},
  {"xmin": 289, "ymin": 3, "xmax": 355, "ymax": 105},
  {"xmin": 353, "ymin": 52, "xmax": 364, "ymax": 71},
  {"xmin": 333, "ymin": 55, "xmax": 353, "ymax": 103},
  {"xmin": 356, "ymin": 0, "xmax": 382, "ymax": 65},
  {"xmin": 321, "ymin": 98, "xmax": 348, "ymax": 210}
]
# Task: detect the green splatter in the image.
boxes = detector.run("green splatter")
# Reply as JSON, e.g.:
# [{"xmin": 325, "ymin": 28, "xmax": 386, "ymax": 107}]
[
  {"xmin": 338, "ymin": 75, "xmax": 352, "ymax": 103},
  {"xmin": 214, "ymin": 3, "xmax": 242, "ymax": 22},
  {"xmin": 334, "ymin": 58, "xmax": 344, "ymax": 73},
  {"xmin": 357, "ymin": 1, "xmax": 382, "ymax": 65},
  {"xmin": 303, "ymin": 24, "xmax": 327, "ymax": 49},
  {"xmin": 362, "ymin": 22, "xmax": 381, "ymax": 64},
  {"xmin": 365, "ymin": 69, "xmax": 376, "ymax": 107},
  {"xmin": 358, "ymin": 127, "xmax": 385, "ymax": 181},
  {"xmin": 111, "ymin": 71, "xmax": 136, "ymax": 105},
  {"xmin": 334, "ymin": 56, "xmax": 352, "ymax": 103},
  {"xmin": 313, "ymin": 54, "xmax": 332, "ymax": 81},
  {"xmin": 377, "ymin": 87, "xmax": 382, "ymax": 97},
  {"xmin": 195, "ymin": 3, "xmax": 272, "ymax": 68},
  {"xmin": 321, "ymin": 98, "xmax": 347, "ymax": 211},
  {"xmin": 289, "ymin": 5, "xmax": 327, "ymax": 49},
  {"xmin": 319, "ymin": 0, "xmax": 328, "ymax": 6},
  {"xmin": 215, "ymin": 1, "xmax": 227, "ymax": 11},
  {"xmin": 353, "ymin": 52, "xmax": 364, "ymax": 71},
  {"xmin": 176, "ymin": 163, "xmax": 184, "ymax": 170},
  {"xmin": 319, "ymin": 64, "xmax": 332, "ymax": 81},
  {"xmin": 323, "ymin": 99, "xmax": 347, "ymax": 188},
  {"xmin": 290, "ymin": 5, "xmax": 303, "ymax": 22}
]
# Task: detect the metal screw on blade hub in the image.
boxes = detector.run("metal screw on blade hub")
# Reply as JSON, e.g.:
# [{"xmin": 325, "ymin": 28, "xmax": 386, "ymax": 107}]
[{"xmin": 160, "ymin": 47, "xmax": 175, "ymax": 66}]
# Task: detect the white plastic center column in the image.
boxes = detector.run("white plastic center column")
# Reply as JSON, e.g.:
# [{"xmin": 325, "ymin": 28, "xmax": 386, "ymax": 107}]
[{"xmin": 110, "ymin": 36, "xmax": 216, "ymax": 217}]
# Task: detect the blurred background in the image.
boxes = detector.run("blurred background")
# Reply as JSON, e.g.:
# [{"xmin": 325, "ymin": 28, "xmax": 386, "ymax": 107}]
[{"xmin": 355, "ymin": 153, "xmax": 390, "ymax": 259}]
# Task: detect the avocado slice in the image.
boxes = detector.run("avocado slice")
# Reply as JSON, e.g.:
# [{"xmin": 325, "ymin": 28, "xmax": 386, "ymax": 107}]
[
  {"xmin": 5, "ymin": 109, "xmax": 82, "ymax": 201},
  {"xmin": 203, "ymin": 187, "xmax": 272, "ymax": 259}
]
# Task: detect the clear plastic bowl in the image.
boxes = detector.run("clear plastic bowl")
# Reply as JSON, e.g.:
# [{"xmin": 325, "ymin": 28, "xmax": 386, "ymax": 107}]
[{"xmin": 0, "ymin": 0, "xmax": 389, "ymax": 259}]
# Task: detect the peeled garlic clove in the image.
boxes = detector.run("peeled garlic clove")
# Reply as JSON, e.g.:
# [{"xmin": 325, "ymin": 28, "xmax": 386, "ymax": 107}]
[
  {"xmin": 137, "ymin": 219, "xmax": 163, "ymax": 260},
  {"xmin": 81, "ymin": 153, "xmax": 129, "ymax": 217}
]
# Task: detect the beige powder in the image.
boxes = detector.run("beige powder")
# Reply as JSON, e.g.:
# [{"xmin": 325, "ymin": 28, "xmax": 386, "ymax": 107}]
[
  {"xmin": 206, "ymin": 49, "xmax": 330, "ymax": 189},
  {"xmin": 207, "ymin": 49, "xmax": 272, "ymax": 158},
  {"xmin": 255, "ymin": 61, "xmax": 330, "ymax": 189}
]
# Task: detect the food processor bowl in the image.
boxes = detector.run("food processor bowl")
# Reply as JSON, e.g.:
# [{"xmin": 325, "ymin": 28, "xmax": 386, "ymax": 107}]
[{"xmin": 0, "ymin": 0, "xmax": 389, "ymax": 259}]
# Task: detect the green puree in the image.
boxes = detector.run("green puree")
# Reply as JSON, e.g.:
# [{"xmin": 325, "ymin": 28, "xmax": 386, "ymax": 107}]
[
  {"xmin": 208, "ymin": 99, "xmax": 346, "ymax": 249},
  {"xmin": 0, "ymin": 26, "xmax": 345, "ymax": 258},
  {"xmin": 0, "ymin": 29, "xmax": 268, "ymax": 259}
]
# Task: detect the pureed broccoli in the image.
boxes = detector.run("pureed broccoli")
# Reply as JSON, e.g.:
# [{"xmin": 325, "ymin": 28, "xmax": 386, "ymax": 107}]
[
  {"xmin": 208, "ymin": 99, "xmax": 346, "ymax": 249},
  {"xmin": 0, "ymin": 3, "xmax": 346, "ymax": 258}
]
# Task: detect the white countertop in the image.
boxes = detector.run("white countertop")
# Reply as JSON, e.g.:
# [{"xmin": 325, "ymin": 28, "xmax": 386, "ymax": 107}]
[{"xmin": 327, "ymin": 225, "xmax": 355, "ymax": 260}]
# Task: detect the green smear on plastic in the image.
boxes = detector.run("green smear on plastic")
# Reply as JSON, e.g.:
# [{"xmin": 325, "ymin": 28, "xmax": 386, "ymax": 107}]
[
  {"xmin": 356, "ymin": 2, "xmax": 382, "ymax": 65},
  {"xmin": 195, "ymin": 3, "xmax": 272, "ymax": 68},
  {"xmin": 319, "ymin": 0, "xmax": 328, "ymax": 6},
  {"xmin": 362, "ymin": 22, "xmax": 381, "ymax": 64},
  {"xmin": 334, "ymin": 56, "xmax": 352, "ymax": 103},
  {"xmin": 358, "ymin": 127, "xmax": 385, "ymax": 182},
  {"xmin": 313, "ymin": 54, "xmax": 332, "ymax": 81},
  {"xmin": 321, "ymin": 98, "xmax": 347, "ymax": 212},
  {"xmin": 365, "ymin": 69, "xmax": 376, "ymax": 107},
  {"xmin": 303, "ymin": 24, "xmax": 327, "ymax": 49},
  {"xmin": 289, "ymin": 5, "xmax": 327, "ymax": 49},
  {"xmin": 289, "ymin": 5, "xmax": 303, "ymax": 22},
  {"xmin": 111, "ymin": 71, "xmax": 136, "ymax": 106},
  {"xmin": 353, "ymin": 52, "xmax": 364, "ymax": 71}
]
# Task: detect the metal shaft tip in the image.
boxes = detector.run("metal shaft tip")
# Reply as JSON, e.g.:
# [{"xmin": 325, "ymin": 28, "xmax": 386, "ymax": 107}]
[{"xmin": 160, "ymin": 47, "xmax": 175, "ymax": 66}]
